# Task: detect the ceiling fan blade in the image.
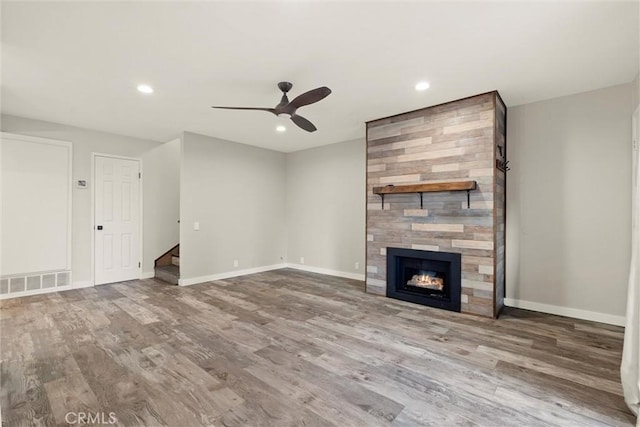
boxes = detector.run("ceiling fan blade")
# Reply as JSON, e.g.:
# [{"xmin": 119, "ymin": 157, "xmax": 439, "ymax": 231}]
[
  {"xmin": 288, "ymin": 87, "xmax": 331, "ymax": 110},
  {"xmin": 291, "ymin": 114, "xmax": 317, "ymax": 132},
  {"xmin": 212, "ymin": 106, "xmax": 276, "ymax": 114}
]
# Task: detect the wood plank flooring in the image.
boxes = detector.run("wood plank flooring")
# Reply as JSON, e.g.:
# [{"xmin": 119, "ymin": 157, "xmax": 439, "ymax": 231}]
[{"xmin": 1, "ymin": 269, "xmax": 634, "ymax": 426}]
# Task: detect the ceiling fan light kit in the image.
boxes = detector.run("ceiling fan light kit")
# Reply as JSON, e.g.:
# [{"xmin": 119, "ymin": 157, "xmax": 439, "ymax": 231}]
[{"xmin": 212, "ymin": 82, "xmax": 331, "ymax": 132}]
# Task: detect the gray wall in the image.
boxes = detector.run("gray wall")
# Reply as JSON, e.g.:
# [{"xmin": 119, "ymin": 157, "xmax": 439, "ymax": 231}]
[
  {"xmin": 0, "ymin": 114, "xmax": 176, "ymax": 283},
  {"xmin": 286, "ymin": 138, "xmax": 366, "ymax": 277},
  {"xmin": 141, "ymin": 138, "xmax": 180, "ymax": 274},
  {"xmin": 633, "ymin": 72, "xmax": 640, "ymax": 111},
  {"xmin": 506, "ymin": 83, "xmax": 633, "ymax": 318},
  {"xmin": 179, "ymin": 132, "xmax": 286, "ymax": 282}
]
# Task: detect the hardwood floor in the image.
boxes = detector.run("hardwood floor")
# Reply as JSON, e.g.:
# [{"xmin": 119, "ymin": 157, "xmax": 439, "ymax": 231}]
[{"xmin": 1, "ymin": 269, "xmax": 634, "ymax": 426}]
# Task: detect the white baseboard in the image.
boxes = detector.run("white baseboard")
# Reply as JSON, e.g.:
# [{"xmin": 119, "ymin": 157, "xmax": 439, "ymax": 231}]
[
  {"xmin": 504, "ymin": 298, "xmax": 626, "ymax": 326},
  {"xmin": 178, "ymin": 263, "xmax": 287, "ymax": 286},
  {"xmin": 141, "ymin": 271, "xmax": 155, "ymax": 280},
  {"xmin": 285, "ymin": 263, "xmax": 365, "ymax": 281},
  {"xmin": 73, "ymin": 281, "xmax": 94, "ymax": 289},
  {"xmin": 178, "ymin": 263, "xmax": 365, "ymax": 287}
]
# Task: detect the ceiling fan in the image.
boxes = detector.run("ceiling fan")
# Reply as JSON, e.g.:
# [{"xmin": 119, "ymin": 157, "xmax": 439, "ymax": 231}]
[{"xmin": 212, "ymin": 82, "xmax": 331, "ymax": 132}]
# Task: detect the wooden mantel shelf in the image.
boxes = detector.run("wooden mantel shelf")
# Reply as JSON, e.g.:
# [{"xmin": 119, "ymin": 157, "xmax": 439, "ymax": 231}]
[
  {"xmin": 372, "ymin": 180, "xmax": 477, "ymax": 209},
  {"xmin": 373, "ymin": 181, "xmax": 476, "ymax": 195}
]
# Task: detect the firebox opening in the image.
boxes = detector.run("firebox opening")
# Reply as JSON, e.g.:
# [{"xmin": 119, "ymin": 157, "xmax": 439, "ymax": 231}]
[
  {"xmin": 400, "ymin": 257, "xmax": 450, "ymax": 300},
  {"xmin": 387, "ymin": 247, "xmax": 461, "ymax": 312}
]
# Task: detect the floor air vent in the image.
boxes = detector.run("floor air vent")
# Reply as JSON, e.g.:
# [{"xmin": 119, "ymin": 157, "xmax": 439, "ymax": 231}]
[{"xmin": 0, "ymin": 270, "xmax": 72, "ymax": 297}]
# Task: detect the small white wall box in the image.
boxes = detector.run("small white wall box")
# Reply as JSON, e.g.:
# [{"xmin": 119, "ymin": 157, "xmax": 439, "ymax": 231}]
[{"xmin": 76, "ymin": 180, "xmax": 87, "ymax": 189}]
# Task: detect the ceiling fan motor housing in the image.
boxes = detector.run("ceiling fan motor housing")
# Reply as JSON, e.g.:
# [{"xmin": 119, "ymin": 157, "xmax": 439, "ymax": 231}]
[{"xmin": 278, "ymin": 82, "xmax": 293, "ymax": 93}]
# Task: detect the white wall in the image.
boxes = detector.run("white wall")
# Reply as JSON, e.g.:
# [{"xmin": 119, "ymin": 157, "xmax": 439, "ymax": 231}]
[
  {"xmin": 0, "ymin": 114, "xmax": 178, "ymax": 285},
  {"xmin": 286, "ymin": 138, "xmax": 366, "ymax": 279},
  {"xmin": 179, "ymin": 132, "xmax": 286, "ymax": 284},
  {"xmin": 1, "ymin": 135, "xmax": 72, "ymax": 276},
  {"xmin": 506, "ymin": 83, "xmax": 633, "ymax": 323}
]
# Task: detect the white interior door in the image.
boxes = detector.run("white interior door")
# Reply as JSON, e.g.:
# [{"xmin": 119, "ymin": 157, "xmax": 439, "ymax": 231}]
[{"xmin": 94, "ymin": 155, "xmax": 141, "ymax": 285}]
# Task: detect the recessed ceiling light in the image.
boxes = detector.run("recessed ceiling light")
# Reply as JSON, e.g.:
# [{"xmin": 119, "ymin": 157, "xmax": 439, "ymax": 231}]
[
  {"xmin": 276, "ymin": 125, "xmax": 286, "ymax": 132},
  {"xmin": 415, "ymin": 81, "xmax": 430, "ymax": 91},
  {"xmin": 137, "ymin": 84, "xmax": 154, "ymax": 94}
]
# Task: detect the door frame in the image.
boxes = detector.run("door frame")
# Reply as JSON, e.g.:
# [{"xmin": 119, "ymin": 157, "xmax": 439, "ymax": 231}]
[
  {"xmin": 633, "ymin": 105, "xmax": 639, "ymax": 208},
  {"xmin": 91, "ymin": 152, "xmax": 144, "ymax": 286}
]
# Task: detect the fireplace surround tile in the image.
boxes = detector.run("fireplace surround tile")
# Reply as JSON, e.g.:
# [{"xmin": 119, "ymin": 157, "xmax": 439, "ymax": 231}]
[{"xmin": 365, "ymin": 91, "xmax": 506, "ymax": 318}]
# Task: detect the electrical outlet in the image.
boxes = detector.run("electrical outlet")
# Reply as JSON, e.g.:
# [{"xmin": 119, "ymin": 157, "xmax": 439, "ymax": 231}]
[
  {"xmin": 233, "ymin": 259, "xmax": 239, "ymax": 267},
  {"xmin": 300, "ymin": 257, "xmax": 305, "ymax": 264},
  {"xmin": 193, "ymin": 221, "xmax": 200, "ymax": 231},
  {"xmin": 355, "ymin": 262, "xmax": 359, "ymax": 270}
]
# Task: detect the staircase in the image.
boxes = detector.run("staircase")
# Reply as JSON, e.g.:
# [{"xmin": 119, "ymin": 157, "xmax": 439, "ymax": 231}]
[{"xmin": 154, "ymin": 244, "xmax": 180, "ymax": 285}]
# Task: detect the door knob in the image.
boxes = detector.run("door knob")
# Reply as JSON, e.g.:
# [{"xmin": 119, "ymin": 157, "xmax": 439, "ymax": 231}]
[{"xmin": 97, "ymin": 225, "xmax": 103, "ymax": 230}]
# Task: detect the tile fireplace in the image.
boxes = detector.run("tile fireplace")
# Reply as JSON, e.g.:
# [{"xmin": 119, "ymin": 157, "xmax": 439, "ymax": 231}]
[{"xmin": 365, "ymin": 91, "xmax": 506, "ymax": 318}]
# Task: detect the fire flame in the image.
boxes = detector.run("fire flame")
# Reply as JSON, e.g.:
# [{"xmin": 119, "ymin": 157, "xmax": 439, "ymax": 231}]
[{"xmin": 408, "ymin": 273, "xmax": 444, "ymax": 290}]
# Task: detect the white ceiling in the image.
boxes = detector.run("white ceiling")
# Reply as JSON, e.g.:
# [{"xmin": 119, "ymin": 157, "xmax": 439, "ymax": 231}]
[{"xmin": 2, "ymin": 1, "xmax": 638, "ymax": 152}]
